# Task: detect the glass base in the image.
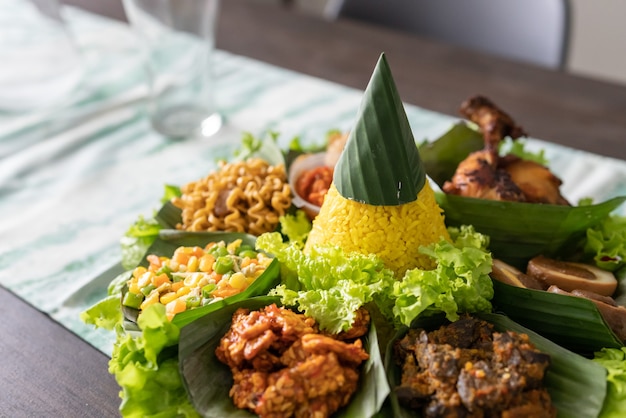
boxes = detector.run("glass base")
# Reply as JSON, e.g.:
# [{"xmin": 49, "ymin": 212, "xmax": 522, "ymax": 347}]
[{"xmin": 152, "ymin": 105, "xmax": 222, "ymax": 139}]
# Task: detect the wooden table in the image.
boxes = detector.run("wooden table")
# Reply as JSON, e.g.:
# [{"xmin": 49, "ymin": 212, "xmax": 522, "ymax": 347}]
[{"xmin": 3, "ymin": 0, "xmax": 626, "ymax": 416}]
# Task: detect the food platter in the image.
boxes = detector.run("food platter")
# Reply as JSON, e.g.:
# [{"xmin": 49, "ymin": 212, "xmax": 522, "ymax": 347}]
[{"xmin": 81, "ymin": 54, "xmax": 626, "ymax": 417}]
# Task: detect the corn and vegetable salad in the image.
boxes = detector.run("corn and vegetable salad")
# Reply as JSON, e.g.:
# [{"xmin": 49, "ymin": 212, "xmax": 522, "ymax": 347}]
[{"xmin": 122, "ymin": 240, "xmax": 273, "ymax": 320}]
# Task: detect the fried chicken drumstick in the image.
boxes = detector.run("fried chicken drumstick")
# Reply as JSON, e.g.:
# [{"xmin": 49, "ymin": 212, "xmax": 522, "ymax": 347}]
[{"xmin": 443, "ymin": 95, "xmax": 570, "ymax": 205}]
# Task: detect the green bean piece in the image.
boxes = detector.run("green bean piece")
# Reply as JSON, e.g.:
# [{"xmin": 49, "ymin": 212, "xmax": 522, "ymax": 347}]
[
  {"xmin": 210, "ymin": 246, "xmax": 228, "ymax": 258},
  {"xmin": 186, "ymin": 296, "xmax": 201, "ymax": 308},
  {"xmin": 239, "ymin": 250, "xmax": 258, "ymax": 259},
  {"xmin": 122, "ymin": 291, "xmax": 144, "ymax": 309},
  {"xmin": 201, "ymin": 283, "xmax": 217, "ymax": 299},
  {"xmin": 140, "ymin": 284, "xmax": 156, "ymax": 296},
  {"xmin": 236, "ymin": 244, "xmax": 254, "ymax": 255},
  {"xmin": 156, "ymin": 264, "xmax": 173, "ymax": 279},
  {"xmin": 214, "ymin": 256, "xmax": 234, "ymax": 274}
]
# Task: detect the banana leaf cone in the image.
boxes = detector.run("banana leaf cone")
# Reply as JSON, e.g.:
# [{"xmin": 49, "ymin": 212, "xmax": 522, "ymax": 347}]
[{"xmin": 305, "ymin": 53, "xmax": 450, "ymax": 276}]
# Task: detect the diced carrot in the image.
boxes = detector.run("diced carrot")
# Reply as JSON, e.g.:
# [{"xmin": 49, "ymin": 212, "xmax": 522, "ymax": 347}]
[
  {"xmin": 211, "ymin": 286, "xmax": 240, "ymax": 299},
  {"xmin": 147, "ymin": 254, "xmax": 162, "ymax": 269},
  {"xmin": 171, "ymin": 281, "xmax": 185, "ymax": 292},
  {"xmin": 199, "ymin": 254, "xmax": 215, "ymax": 273},
  {"xmin": 152, "ymin": 273, "xmax": 170, "ymax": 288},
  {"xmin": 166, "ymin": 298, "xmax": 187, "ymax": 321}
]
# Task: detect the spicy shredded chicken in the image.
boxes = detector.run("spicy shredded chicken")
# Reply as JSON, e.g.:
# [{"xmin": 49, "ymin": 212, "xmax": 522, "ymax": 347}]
[
  {"xmin": 216, "ymin": 304, "xmax": 370, "ymax": 418},
  {"xmin": 443, "ymin": 95, "xmax": 570, "ymax": 205}
]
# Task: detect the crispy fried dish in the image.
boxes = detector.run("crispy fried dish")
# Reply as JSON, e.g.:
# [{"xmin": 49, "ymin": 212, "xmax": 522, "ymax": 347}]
[
  {"xmin": 394, "ymin": 316, "xmax": 556, "ymax": 418},
  {"xmin": 443, "ymin": 95, "xmax": 570, "ymax": 205},
  {"xmin": 216, "ymin": 304, "xmax": 370, "ymax": 418}
]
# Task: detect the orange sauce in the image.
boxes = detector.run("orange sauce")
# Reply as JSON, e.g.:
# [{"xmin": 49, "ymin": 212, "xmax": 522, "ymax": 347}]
[{"xmin": 295, "ymin": 166, "xmax": 333, "ymax": 207}]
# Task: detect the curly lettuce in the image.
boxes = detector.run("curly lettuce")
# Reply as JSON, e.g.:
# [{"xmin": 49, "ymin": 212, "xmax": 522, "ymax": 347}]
[
  {"xmin": 279, "ymin": 210, "xmax": 312, "ymax": 248},
  {"xmin": 594, "ymin": 347, "xmax": 626, "ymax": 417},
  {"xmin": 109, "ymin": 304, "xmax": 198, "ymax": 418},
  {"xmin": 585, "ymin": 214, "xmax": 626, "ymax": 272},
  {"xmin": 393, "ymin": 225, "xmax": 494, "ymax": 326},
  {"xmin": 256, "ymin": 232, "xmax": 396, "ymax": 334}
]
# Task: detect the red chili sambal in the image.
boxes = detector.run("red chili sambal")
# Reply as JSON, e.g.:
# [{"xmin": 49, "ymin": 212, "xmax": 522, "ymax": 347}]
[{"xmin": 295, "ymin": 166, "xmax": 333, "ymax": 207}]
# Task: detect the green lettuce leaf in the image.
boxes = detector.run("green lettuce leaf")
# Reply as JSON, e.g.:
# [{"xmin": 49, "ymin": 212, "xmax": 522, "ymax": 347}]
[
  {"xmin": 257, "ymin": 232, "xmax": 396, "ymax": 333},
  {"xmin": 109, "ymin": 304, "xmax": 198, "ymax": 418},
  {"xmin": 498, "ymin": 137, "xmax": 548, "ymax": 165},
  {"xmin": 392, "ymin": 226, "xmax": 493, "ymax": 326},
  {"xmin": 161, "ymin": 184, "xmax": 181, "ymax": 203},
  {"xmin": 233, "ymin": 131, "xmax": 286, "ymax": 167},
  {"xmin": 585, "ymin": 214, "xmax": 626, "ymax": 271},
  {"xmin": 278, "ymin": 210, "xmax": 312, "ymax": 248},
  {"xmin": 594, "ymin": 347, "xmax": 626, "ymax": 417},
  {"xmin": 80, "ymin": 269, "xmax": 131, "ymax": 331},
  {"xmin": 120, "ymin": 215, "xmax": 162, "ymax": 270},
  {"xmin": 80, "ymin": 295, "xmax": 123, "ymax": 331}
]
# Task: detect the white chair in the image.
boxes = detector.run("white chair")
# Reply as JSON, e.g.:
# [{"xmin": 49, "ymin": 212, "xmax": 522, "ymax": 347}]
[{"xmin": 324, "ymin": 0, "xmax": 571, "ymax": 70}]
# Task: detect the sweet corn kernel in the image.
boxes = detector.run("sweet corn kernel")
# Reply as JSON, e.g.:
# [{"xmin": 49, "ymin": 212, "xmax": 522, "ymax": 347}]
[
  {"xmin": 168, "ymin": 260, "xmax": 180, "ymax": 272},
  {"xmin": 187, "ymin": 256, "xmax": 199, "ymax": 272},
  {"xmin": 176, "ymin": 286, "xmax": 191, "ymax": 297},
  {"xmin": 156, "ymin": 282, "xmax": 171, "ymax": 293},
  {"xmin": 197, "ymin": 276, "xmax": 209, "ymax": 288},
  {"xmin": 227, "ymin": 239, "xmax": 242, "ymax": 254},
  {"xmin": 140, "ymin": 290, "xmax": 160, "ymax": 310},
  {"xmin": 137, "ymin": 271, "xmax": 153, "ymax": 288},
  {"xmin": 160, "ymin": 292, "xmax": 178, "ymax": 305},
  {"xmin": 128, "ymin": 282, "xmax": 141, "ymax": 294},
  {"xmin": 132, "ymin": 266, "xmax": 147, "ymax": 279},
  {"xmin": 229, "ymin": 272, "xmax": 247, "ymax": 290},
  {"xmin": 183, "ymin": 272, "xmax": 202, "ymax": 287}
]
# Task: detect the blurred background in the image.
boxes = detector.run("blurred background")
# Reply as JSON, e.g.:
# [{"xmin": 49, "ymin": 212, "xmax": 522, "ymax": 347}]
[{"xmin": 62, "ymin": 0, "xmax": 626, "ymax": 86}]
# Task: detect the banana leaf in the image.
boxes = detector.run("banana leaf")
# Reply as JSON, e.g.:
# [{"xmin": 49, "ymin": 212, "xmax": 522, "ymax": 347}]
[
  {"xmin": 178, "ymin": 297, "xmax": 390, "ymax": 418},
  {"xmin": 155, "ymin": 201, "xmax": 182, "ymax": 229},
  {"xmin": 122, "ymin": 231, "xmax": 279, "ymax": 326},
  {"xmin": 418, "ymin": 122, "xmax": 484, "ymax": 187},
  {"xmin": 492, "ymin": 279, "xmax": 623, "ymax": 354},
  {"xmin": 436, "ymin": 193, "xmax": 626, "ymax": 268},
  {"xmin": 384, "ymin": 313, "xmax": 607, "ymax": 418},
  {"xmin": 334, "ymin": 53, "xmax": 425, "ymax": 206}
]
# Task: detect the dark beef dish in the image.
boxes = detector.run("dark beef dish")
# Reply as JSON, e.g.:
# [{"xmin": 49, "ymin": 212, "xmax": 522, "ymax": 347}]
[{"xmin": 394, "ymin": 316, "xmax": 556, "ymax": 418}]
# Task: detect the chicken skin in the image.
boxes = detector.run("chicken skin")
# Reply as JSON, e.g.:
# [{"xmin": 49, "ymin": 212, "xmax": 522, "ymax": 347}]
[{"xmin": 443, "ymin": 95, "xmax": 570, "ymax": 206}]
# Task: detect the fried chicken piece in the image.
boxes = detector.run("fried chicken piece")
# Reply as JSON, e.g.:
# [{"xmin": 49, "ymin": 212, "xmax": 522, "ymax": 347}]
[
  {"xmin": 460, "ymin": 95, "xmax": 527, "ymax": 150},
  {"xmin": 500, "ymin": 156, "xmax": 570, "ymax": 205},
  {"xmin": 442, "ymin": 148, "xmax": 528, "ymax": 201},
  {"xmin": 444, "ymin": 95, "xmax": 570, "ymax": 205}
]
